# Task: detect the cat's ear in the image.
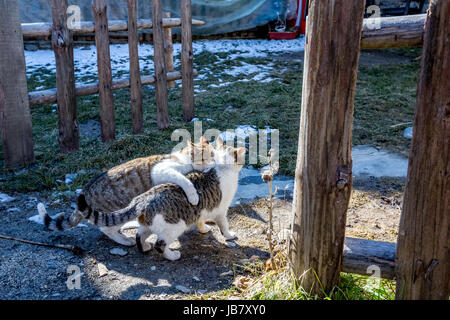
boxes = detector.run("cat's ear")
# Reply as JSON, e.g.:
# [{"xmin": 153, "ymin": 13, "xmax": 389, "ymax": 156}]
[
  {"xmin": 200, "ymin": 136, "xmax": 209, "ymax": 145},
  {"xmin": 215, "ymin": 137, "xmax": 224, "ymax": 149}
]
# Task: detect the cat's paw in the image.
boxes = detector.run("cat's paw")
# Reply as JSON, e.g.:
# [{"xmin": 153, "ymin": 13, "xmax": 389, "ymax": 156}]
[
  {"xmin": 198, "ymin": 223, "xmax": 212, "ymax": 234},
  {"xmin": 223, "ymin": 231, "xmax": 237, "ymax": 241},
  {"xmin": 187, "ymin": 190, "xmax": 199, "ymax": 206},
  {"xmin": 163, "ymin": 249, "xmax": 181, "ymax": 261},
  {"xmin": 138, "ymin": 241, "xmax": 152, "ymax": 253},
  {"xmin": 117, "ymin": 236, "xmax": 137, "ymax": 247}
]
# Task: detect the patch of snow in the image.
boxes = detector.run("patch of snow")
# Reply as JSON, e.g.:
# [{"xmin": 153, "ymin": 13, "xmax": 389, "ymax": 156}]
[
  {"xmin": 352, "ymin": 145, "xmax": 408, "ymax": 178},
  {"xmin": 403, "ymin": 127, "xmax": 413, "ymax": 140},
  {"xmin": 0, "ymin": 193, "xmax": 15, "ymax": 203}
]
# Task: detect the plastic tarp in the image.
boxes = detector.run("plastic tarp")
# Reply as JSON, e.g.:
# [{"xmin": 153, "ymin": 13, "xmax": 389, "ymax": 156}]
[{"xmin": 19, "ymin": 0, "xmax": 298, "ymax": 35}]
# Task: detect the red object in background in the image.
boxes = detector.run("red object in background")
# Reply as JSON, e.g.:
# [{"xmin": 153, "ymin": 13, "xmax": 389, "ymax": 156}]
[
  {"xmin": 269, "ymin": 0, "xmax": 307, "ymax": 40},
  {"xmin": 268, "ymin": 31, "xmax": 298, "ymax": 40},
  {"xmin": 298, "ymin": 0, "xmax": 307, "ymax": 34}
]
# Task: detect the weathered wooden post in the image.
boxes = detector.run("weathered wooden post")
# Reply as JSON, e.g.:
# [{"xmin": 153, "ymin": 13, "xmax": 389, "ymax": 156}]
[
  {"xmin": 0, "ymin": 0, "xmax": 34, "ymax": 167},
  {"xmin": 152, "ymin": 0, "xmax": 170, "ymax": 129},
  {"xmin": 93, "ymin": 0, "xmax": 115, "ymax": 141},
  {"xmin": 395, "ymin": 0, "xmax": 449, "ymax": 300},
  {"xmin": 164, "ymin": 12, "xmax": 176, "ymax": 89},
  {"xmin": 127, "ymin": 0, "xmax": 143, "ymax": 134},
  {"xmin": 51, "ymin": 0, "xmax": 79, "ymax": 153},
  {"xmin": 181, "ymin": 0, "xmax": 195, "ymax": 122},
  {"xmin": 288, "ymin": 0, "xmax": 366, "ymax": 295}
]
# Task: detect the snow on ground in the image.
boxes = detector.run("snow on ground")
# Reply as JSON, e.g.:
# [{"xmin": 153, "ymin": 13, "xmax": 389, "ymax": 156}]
[{"xmin": 24, "ymin": 38, "xmax": 306, "ymax": 89}]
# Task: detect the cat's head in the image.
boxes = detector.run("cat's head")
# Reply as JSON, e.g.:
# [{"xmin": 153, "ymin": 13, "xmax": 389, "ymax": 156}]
[
  {"xmin": 214, "ymin": 137, "xmax": 246, "ymax": 170},
  {"xmin": 180, "ymin": 136, "xmax": 215, "ymax": 171}
]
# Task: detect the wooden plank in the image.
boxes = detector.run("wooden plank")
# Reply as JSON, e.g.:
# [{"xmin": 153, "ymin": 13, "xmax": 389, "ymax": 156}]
[
  {"xmin": 51, "ymin": 0, "xmax": 79, "ymax": 153},
  {"xmin": 288, "ymin": 0, "xmax": 366, "ymax": 295},
  {"xmin": 92, "ymin": 0, "xmax": 115, "ymax": 142},
  {"xmin": 28, "ymin": 70, "xmax": 198, "ymax": 106},
  {"xmin": 152, "ymin": 0, "xmax": 170, "ymax": 129},
  {"xmin": 22, "ymin": 19, "xmax": 206, "ymax": 38},
  {"xmin": 395, "ymin": 0, "xmax": 450, "ymax": 300},
  {"xmin": 181, "ymin": 0, "xmax": 195, "ymax": 122},
  {"xmin": 343, "ymin": 238, "xmax": 396, "ymax": 280},
  {"xmin": 127, "ymin": 0, "xmax": 143, "ymax": 134},
  {"xmin": 361, "ymin": 13, "xmax": 426, "ymax": 49},
  {"xmin": 0, "ymin": 0, "xmax": 34, "ymax": 167},
  {"xmin": 164, "ymin": 12, "xmax": 176, "ymax": 89}
]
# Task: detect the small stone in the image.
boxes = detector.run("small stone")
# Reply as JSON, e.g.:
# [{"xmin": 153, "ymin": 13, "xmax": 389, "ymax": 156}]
[
  {"xmin": 197, "ymin": 289, "xmax": 207, "ymax": 294},
  {"xmin": 250, "ymin": 255, "xmax": 260, "ymax": 262},
  {"xmin": 175, "ymin": 285, "xmax": 191, "ymax": 294},
  {"xmin": 109, "ymin": 248, "xmax": 128, "ymax": 256},
  {"xmin": 193, "ymin": 255, "xmax": 199, "ymax": 260},
  {"xmin": 220, "ymin": 270, "xmax": 233, "ymax": 277},
  {"xmin": 403, "ymin": 127, "xmax": 413, "ymax": 140},
  {"xmin": 97, "ymin": 263, "xmax": 108, "ymax": 277},
  {"xmin": 192, "ymin": 276, "xmax": 200, "ymax": 282},
  {"xmin": 239, "ymin": 258, "xmax": 251, "ymax": 264},
  {"xmin": 6, "ymin": 207, "xmax": 20, "ymax": 213},
  {"xmin": 65, "ymin": 173, "xmax": 78, "ymax": 184},
  {"xmin": 150, "ymin": 266, "xmax": 156, "ymax": 271},
  {"xmin": 225, "ymin": 241, "xmax": 236, "ymax": 248}
]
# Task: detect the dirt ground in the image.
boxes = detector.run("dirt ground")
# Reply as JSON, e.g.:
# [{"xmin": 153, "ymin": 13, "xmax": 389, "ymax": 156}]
[{"xmin": 0, "ymin": 174, "xmax": 404, "ymax": 300}]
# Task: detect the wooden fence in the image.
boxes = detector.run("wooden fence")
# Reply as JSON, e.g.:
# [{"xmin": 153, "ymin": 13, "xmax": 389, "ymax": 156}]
[
  {"xmin": 0, "ymin": 0, "xmax": 204, "ymax": 162},
  {"xmin": 289, "ymin": 0, "xmax": 449, "ymax": 300}
]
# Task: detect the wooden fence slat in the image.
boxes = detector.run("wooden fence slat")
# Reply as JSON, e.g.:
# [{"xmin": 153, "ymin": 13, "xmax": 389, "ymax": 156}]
[
  {"xmin": 164, "ymin": 12, "xmax": 176, "ymax": 89},
  {"xmin": 288, "ymin": 0, "xmax": 366, "ymax": 295},
  {"xmin": 0, "ymin": 0, "xmax": 34, "ymax": 167},
  {"xmin": 93, "ymin": 0, "xmax": 115, "ymax": 142},
  {"xmin": 51, "ymin": 0, "xmax": 79, "ymax": 153},
  {"xmin": 29, "ymin": 70, "xmax": 198, "ymax": 106},
  {"xmin": 127, "ymin": 0, "xmax": 143, "ymax": 134},
  {"xmin": 395, "ymin": 0, "xmax": 449, "ymax": 300},
  {"xmin": 181, "ymin": 0, "xmax": 195, "ymax": 122},
  {"xmin": 152, "ymin": 0, "xmax": 170, "ymax": 129}
]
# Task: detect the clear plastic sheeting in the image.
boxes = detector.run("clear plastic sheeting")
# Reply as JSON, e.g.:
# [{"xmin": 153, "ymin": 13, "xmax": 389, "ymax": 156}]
[{"xmin": 19, "ymin": 0, "xmax": 298, "ymax": 35}]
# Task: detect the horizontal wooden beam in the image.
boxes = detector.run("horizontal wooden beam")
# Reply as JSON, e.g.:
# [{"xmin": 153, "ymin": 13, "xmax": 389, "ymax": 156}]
[
  {"xmin": 22, "ymin": 18, "xmax": 206, "ymax": 38},
  {"xmin": 29, "ymin": 69, "xmax": 198, "ymax": 106},
  {"xmin": 342, "ymin": 237, "xmax": 396, "ymax": 279},
  {"xmin": 361, "ymin": 13, "xmax": 426, "ymax": 49}
]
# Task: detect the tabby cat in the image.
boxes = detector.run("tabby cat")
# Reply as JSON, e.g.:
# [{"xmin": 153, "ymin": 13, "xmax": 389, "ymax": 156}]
[
  {"xmin": 37, "ymin": 137, "xmax": 215, "ymax": 246},
  {"xmin": 75, "ymin": 138, "xmax": 245, "ymax": 261}
]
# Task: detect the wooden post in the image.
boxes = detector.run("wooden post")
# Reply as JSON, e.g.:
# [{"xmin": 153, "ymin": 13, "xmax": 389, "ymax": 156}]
[
  {"xmin": 288, "ymin": 0, "xmax": 366, "ymax": 296},
  {"xmin": 51, "ymin": 0, "xmax": 79, "ymax": 153},
  {"xmin": 152, "ymin": 0, "xmax": 170, "ymax": 129},
  {"xmin": 395, "ymin": 0, "xmax": 450, "ymax": 300},
  {"xmin": 0, "ymin": 0, "xmax": 34, "ymax": 167},
  {"xmin": 181, "ymin": 0, "xmax": 195, "ymax": 122},
  {"xmin": 92, "ymin": 0, "xmax": 115, "ymax": 141},
  {"xmin": 127, "ymin": 0, "xmax": 143, "ymax": 134},
  {"xmin": 164, "ymin": 12, "xmax": 176, "ymax": 89}
]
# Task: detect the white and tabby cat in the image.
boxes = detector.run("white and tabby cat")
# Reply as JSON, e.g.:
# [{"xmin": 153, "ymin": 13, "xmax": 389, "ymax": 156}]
[
  {"xmin": 37, "ymin": 137, "xmax": 215, "ymax": 246},
  {"xmin": 76, "ymin": 138, "xmax": 245, "ymax": 261}
]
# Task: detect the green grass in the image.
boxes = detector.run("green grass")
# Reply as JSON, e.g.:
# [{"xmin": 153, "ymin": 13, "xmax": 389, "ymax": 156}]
[
  {"xmin": 247, "ymin": 273, "xmax": 395, "ymax": 300},
  {"xmin": 0, "ymin": 47, "xmax": 421, "ymax": 194}
]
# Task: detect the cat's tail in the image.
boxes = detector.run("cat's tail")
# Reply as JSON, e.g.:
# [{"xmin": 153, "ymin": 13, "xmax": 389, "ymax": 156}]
[
  {"xmin": 37, "ymin": 194, "xmax": 90, "ymax": 231},
  {"xmin": 85, "ymin": 196, "xmax": 142, "ymax": 227}
]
